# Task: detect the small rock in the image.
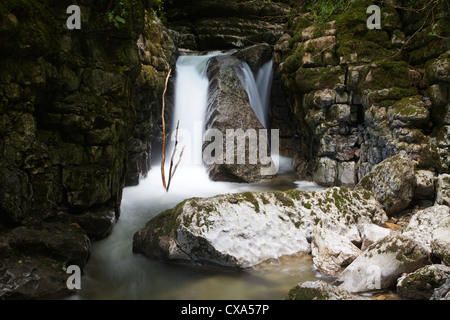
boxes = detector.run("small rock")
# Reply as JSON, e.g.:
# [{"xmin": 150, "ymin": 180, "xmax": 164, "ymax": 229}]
[
  {"xmin": 337, "ymin": 234, "xmax": 429, "ymax": 293},
  {"xmin": 359, "ymin": 223, "xmax": 392, "ymax": 251},
  {"xmin": 285, "ymin": 280, "xmax": 369, "ymax": 300},
  {"xmin": 397, "ymin": 264, "xmax": 450, "ymax": 300},
  {"xmin": 414, "ymin": 170, "xmax": 436, "ymax": 200},
  {"xmin": 311, "ymin": 226, "xmax": 361, "ymax": 277},
  {"xmin": 436, "ymin": 174, "xmax": 450, "ymax": 206}
]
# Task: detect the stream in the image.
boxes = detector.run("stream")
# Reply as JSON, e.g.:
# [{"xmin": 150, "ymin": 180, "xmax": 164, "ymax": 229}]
[{"xmin": 75, "ymin": 51, "xmax": 329, "ymax": 300}]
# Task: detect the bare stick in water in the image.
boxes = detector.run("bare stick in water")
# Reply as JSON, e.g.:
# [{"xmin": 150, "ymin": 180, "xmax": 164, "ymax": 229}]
[
  {"xmin": 161, "ymin": 69, "xmax": 185, "ymax": 192},
  {"xmin": 167, "ymin": 120, "xmax": 186, "ymax": 192},
  {"xmin": 161, "ymin": 69, "xmax": 171, "ymax": 191}
]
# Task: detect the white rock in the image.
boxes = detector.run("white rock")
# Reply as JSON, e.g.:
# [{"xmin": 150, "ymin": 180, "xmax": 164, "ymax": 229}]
[
  {"xmin": 414, "ymin": 170, "xmax": 435, "ymax": 200},
  {"xmin": 311, "ymin": 226, "xmax": 361, "ymax": 276},
  {"xmin": 133, "ymin": 187, "xmax": 388, "ymax": 269},
  {"xmin": 359, "ymin": 223, "xmax": 392, "ymax": 251},
  {"xmin": 432, "ymin": 217, "xmax": 450, "ymax": 266},
  {"xmin": 401, "ymin": 205, "xmax": 450, "ymax": 253},
  {"xmin": 337, "ymin": 234, "xmax": 429, "ymax": 293},
  {"xmin": 436, "ymin": 174, "xmax": 450, "ymax": 206}
]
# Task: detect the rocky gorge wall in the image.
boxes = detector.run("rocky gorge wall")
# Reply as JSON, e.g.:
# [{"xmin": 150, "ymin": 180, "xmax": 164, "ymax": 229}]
[
  {"xmin": 0, "ymin": 0, "xmax": 449, "ymax": 300},
  {"xmin": 272, "ymin": 0, "xmax": 450, "ymax": 189},
  {"xmin": 0, "ymin": 0, "xmax": 176, "ymax": 298}
]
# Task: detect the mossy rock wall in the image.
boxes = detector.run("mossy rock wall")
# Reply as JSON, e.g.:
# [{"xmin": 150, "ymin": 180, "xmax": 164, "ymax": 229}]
[{"xmin": 272, "ymin": 0, "xmax": 450, "ymax": 186}]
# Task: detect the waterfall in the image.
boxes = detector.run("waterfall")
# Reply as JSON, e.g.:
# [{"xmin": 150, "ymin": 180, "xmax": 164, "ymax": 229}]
[
  {"xmin": 170, "ymin": 53, "xmax": 215, "ymax": 165},
  {"xmin": 78, "ymin": 50, "xmax": 323, "ymax": 301},
  {"xmin": 241, "ymin": 60, "xmax": 273, "ymax": 129},
  {"xmin": 168, "ymin": 52, "xmax": 274, "ymax": 168}
]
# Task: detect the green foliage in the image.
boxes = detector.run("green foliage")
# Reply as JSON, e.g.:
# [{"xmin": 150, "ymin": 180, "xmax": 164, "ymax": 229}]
[
  {"xmin": 106, "ymin": 1, "xmax": 131, "ymax": 29},
  {"xmin": 306, "ymin": 0, "xmax": 353, "ymax": 25},
  {"xmin": 105, "ymin": 0, "xmax": 165, "ymax": 29}
]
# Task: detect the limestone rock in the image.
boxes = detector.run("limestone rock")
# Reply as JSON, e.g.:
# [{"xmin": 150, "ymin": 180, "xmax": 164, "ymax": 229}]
[
  {"xmin": 313, "ymin": 157, "xmax": 337, "ymax": 187},
  {"xmin": 414, "ymin": 170, "xmax": 436, "ymax": 200},
  {"xmin": 337, "ymin": 161, "xmax": 357, "ymax": 188},
  {"xmin": 436, "ymin": 174, "xmax": 450, "ymax": 206},
  {"xmin": 388, "ymin": 96, "xmax": 430, "ymax": 129},
  {"xmin": 359, "ymin": 223, "xmax": 392, "ymax": 251},
  {"xmin": 397, "ymin": 264, "xmax": 450, "ymax": 300},
  {"xmin": 401, "ymin": 205, "xmax": 450, "ymax": 254},
  {"xmin": 426, "ymin": 57, "xmax": 450, "ymax": 85},
  {"xmin": 133, "ymin": 187, "xmax": 387, "ymax": 269},
  {"xmin": 233, "ymin": 43, "xmax": 272, "ymax": 73},
  {"xmin": 203, "ymin": 55, "xmax": 273, "ymax": 183},
  {"xmin": 432, "ymin": 217, "xmax": 450, "ymax": 266},
  {"xmin": 357, "ymin": 155, "xmax": 417, "ymax": 215},
  {"xmin": 337, "ymin": 234, "xmax": 429, "ymax": 293},
  {"xmin": 431, "ymin": 278, "xmax": 450, "ymax": 300},
  {"xmin": 285, "ymin": 280, "xmax": 369, "ymax": 300},
  {"xmin": 311, "ymin": 226, "xmax": 361, "ymax": 277}
]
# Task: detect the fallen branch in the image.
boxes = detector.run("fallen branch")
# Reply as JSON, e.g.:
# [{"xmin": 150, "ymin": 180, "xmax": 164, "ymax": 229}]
[
  {"xmin": 160, "ymin": 69, "xmax": 185, "ymax": 192},
  {"xmin": 160, "ymin": 69, "xmax": 171, "ymax": 191},
  {"xmin": 166, "ymin": 120, "xmax": 186, "ymax": 192}
]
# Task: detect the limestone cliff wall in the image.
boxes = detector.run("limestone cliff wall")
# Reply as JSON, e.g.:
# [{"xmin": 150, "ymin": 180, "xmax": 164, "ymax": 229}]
[
  {"xmin": 272, "ymin": 0, "xmax": 450, "ymax": 187},
  {"xmin": 0, "ymin": 0, "xmax": 175, "ymax": 299}
]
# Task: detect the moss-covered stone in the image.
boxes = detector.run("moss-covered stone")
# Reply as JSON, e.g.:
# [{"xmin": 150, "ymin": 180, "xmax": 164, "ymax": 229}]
[
  {"xmin": 295, "ymin": 66, "xmax": 343, "ymax": 92},
  {"xmin": 397, "ymin": 265, "xmax": 450, "ymax": 300}
]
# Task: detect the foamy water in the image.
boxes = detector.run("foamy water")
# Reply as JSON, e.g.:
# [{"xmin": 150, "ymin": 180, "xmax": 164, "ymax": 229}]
[{"xmin": 75, "ymin": 52, "xmax": 327, "ymax": 300}]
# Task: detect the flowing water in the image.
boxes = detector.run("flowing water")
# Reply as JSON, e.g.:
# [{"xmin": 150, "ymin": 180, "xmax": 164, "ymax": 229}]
[{"xmin": 76, "ymin": 52, "xmax": 328, "ymax": 300}]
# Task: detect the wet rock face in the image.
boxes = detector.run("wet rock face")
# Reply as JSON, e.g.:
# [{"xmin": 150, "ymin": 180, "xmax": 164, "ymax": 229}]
[
  {"xmin": 165, "ymin": 0, "xmax": 288, "ymax": 50},
  {"xmin": 0, "ymin": 222, "xmax": 90, "ymax": 299},
  {"xmin": 128, "ymin": 13, "xmax": 177, "ymax": 187},
  {"xmin": 0, "ymin": 1, "xmax": 144, "ymax": 228},
  {"xmin": 0, "ymin": 1, "xmax": 174, "ymax": 299}
]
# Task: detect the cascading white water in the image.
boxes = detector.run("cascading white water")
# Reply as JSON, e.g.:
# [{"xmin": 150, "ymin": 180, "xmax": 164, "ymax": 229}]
[
  {"xmin": 169, "ymin": 53, "xmax": 219, "ymax": 165},
  {"xmin": 241, "ymin": 60, "xmax": 273, "ymax": 129},
  {"xmin": 76, "ymin": 51, "xmax": 324, "ymax": 300}
]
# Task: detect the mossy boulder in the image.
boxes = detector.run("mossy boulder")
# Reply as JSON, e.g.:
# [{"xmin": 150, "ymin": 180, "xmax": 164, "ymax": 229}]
[
  {"xmin": 388, "ymin": 96, "xmax": 430, "ymax": 129},
  {"xmin": 285, "ymin": 280, "xmax": 368, "ymax": 300},
  {"xmin": 397, "ymin": 264, "xmax": 450, "ymax": 300},
  {"xmin": 133, "ymin": 187, "xmax": 387, "ymax": 268},
  {"xmin": 357, "ymin": 155, "xmax": 417, "ymax": 215}
]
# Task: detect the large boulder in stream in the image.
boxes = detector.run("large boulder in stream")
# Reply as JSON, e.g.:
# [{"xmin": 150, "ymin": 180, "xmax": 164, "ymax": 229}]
[
  {"xmin": 203, "ymin": 54, "xmax": 275, "ymax": 183},
  {"xmin": 132, "ymin": 187, "xmax": 388, "ymax": 269}
]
